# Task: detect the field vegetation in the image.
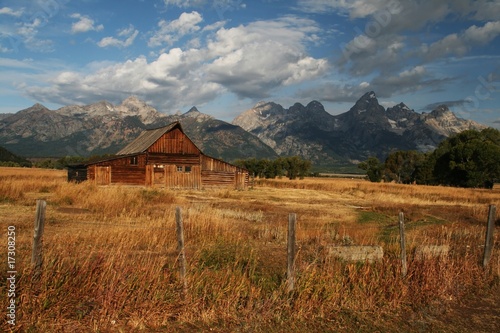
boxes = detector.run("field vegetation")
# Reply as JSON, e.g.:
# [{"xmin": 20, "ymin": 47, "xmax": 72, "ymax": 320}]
[{"xmin": 0, "ymin": 167, "xmax": 499, "ymax": 332}]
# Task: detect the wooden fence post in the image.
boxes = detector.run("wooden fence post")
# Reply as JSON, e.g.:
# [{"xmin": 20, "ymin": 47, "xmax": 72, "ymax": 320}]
[
  {"xmin": 32, "ymin": 199, "xmax": 46, "ymax": 279},
  {"xmin": 287, "ymin": 213, "xmax": 297, "ymax": 292},
  {"xmin": 483, "ymin": 205, "xmax": 496, "ymax": 268},
  {"xmin": 175, "ymin": 207, "xmax": 187, "ymax": 294},
  {"xmin": 399, "ymin": 212, "xmax": 407, "ymax": 278}
]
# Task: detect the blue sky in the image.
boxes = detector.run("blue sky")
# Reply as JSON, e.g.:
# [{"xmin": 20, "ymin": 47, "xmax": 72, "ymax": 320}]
[{"xmin": 0, "ymin": 0, "xmax": 499, "ymax": 128}]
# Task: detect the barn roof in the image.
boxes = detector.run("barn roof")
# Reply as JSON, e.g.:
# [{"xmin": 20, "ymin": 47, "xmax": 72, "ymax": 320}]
[{"xmin": 116, "ymin": 122, "xmax": 180, "ymax": 155}]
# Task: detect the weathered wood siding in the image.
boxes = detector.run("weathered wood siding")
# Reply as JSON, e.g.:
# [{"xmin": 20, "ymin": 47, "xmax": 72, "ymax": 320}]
[
  {"xmin": 111, "ymin": 166, "xmax": 146, "ymax": 185},
  {"xmin": 201, "ymin": 155, "xmax": 249, "ymax": 189},
  {"xmin": 201, "ymin": 155, "xmax": 238, "ymax": 172},
  {"xmin": 95, "ymin": 166, "xmax": 111, "ymax": 185},
  {"xmin": 147, "ymin": 153, "xmax": 200, "ymax": 165},
  {"xmin": 148, "ymin": 128, "xmax": 200, "ymax": 154},
  {"xmin": 87, "ymin": 154, "xmax": 147, "ymax": 185},
  {"xmin": 166, "ymin": 165, "xmax": 202, "ymax": 189}
]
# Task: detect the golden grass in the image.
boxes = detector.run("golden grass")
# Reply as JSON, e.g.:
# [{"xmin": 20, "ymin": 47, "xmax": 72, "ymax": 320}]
[{"xmin": 0, "ymin": 168, "xmax": 499, "ymax": 332}]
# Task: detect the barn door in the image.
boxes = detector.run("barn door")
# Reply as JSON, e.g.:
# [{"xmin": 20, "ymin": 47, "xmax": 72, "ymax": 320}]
[{"xmin": 95, "ymin": 166, "xmax": 111, "ymax": 185}]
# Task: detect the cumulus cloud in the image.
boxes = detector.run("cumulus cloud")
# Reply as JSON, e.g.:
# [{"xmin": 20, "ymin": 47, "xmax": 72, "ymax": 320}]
[
  {"xmin": 421, "ymin": 21, "xmax": 500, "ymax": 60},
  {"xmin": 204, "ymin": 16, "xmax": 328, "ymax": 98},
  {"xmin": 339, "ymin": 34, "xmax": 405, "ymax": 76},
  {"xmin": 70, "ymin": 13, "xmax": 103, "ymax": 34},
  {"xmin": 24, "ymin": 49, "xmax": 223, "ymax": 110},
  {"xmin": 23, "ymin": 14, "xmax": 328, "ymax": 110},
  {"xmin": 148, "ymin": 11, "xmax": 203, "ymax": 47},
  {"xmin": 98, "ymin": 25, "xmax": 139, "ymax": 48},
  {"xmin": 335, "ymin": 0, "xmax": 500, "ymax": 79},
  {"xmin": 0, "ymin": 7, "xmax": 24, "ymax": 17}
]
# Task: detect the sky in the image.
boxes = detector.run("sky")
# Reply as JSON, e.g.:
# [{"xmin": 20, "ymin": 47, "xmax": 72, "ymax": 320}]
[{"xmin": 0, "ymin": 0, "xmax": 499, "ymax": 128}]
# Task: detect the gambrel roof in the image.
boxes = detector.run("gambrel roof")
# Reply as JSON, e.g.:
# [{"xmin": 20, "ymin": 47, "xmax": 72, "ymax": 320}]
[{"xmin": 116, "ymin": 122, "xmax": 181, "ymax": 155}]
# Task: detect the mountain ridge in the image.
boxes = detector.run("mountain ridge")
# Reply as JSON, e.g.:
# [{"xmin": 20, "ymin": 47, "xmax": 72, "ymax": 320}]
[
  {"xmin": 0, "ymin": 92, "xmax": 487, "ymax": 170},
  {"xmin": 0, "ymin": 98, "xmax": 277, "ymax": 162},
  {"xmin": 232, "ymin": 91, "xmax": 486, "ymax": 167}
]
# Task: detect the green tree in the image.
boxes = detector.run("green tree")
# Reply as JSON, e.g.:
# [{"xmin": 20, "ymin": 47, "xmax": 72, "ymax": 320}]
[
  {"xmin": 431, "ymin": 128, "xmax": 500, "ymax": 188},
  {"xmin": 384, "ymin": 150, "xmax": 426, "ymax": 184},
  {"xmin": 358, "ymin": 157, "xmax": 383, "ymax": 182},
  {"xmin": 234, "ymin": 156, "xmax": 312, "ymax": 180}
]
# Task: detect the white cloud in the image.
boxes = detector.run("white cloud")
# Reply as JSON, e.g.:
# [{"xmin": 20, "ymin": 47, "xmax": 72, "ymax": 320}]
[
  {"xmin": 14, "ymin": 16, "xmax": 54, "ymax": 52},
  {"xmin": 22, "ymin": 15, "xmax": 328, "ymax": 109},
  {"xmin": 0, "ymin": 7, "xmax": 24, "ymax": 17},
  {"xmin": 70, "ymin": 13, "xmax": 104, "ymax": 34},
  {"xmin": 98, "ymin": 25, "xmax": 139, "ymax": 48},
  {"xmin": 422, "ymin": 21, "xmax": 500, "ymax": 60},
  {"xmin": 148, "ymin": 11, "xmax": 203, "ymax": 47},
  {"xmin": 23, "ymin": 51, "xmax": 223, "ymax": 110},
  {"xmin": 163, "ymin": 0, "xmax": 207, "ymax": 7},
  {"xmin": 205, "ymin": 16, "xmax": 328, "ymax": 98},
  {"xmin": 296, "ymin": 0, "xmax": 400, "ymax": 18}
]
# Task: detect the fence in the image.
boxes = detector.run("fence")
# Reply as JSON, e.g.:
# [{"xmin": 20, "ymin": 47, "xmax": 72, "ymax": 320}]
[{"xmin": 30, "ymin": 202, "xmax": 497, "ymax": 291}]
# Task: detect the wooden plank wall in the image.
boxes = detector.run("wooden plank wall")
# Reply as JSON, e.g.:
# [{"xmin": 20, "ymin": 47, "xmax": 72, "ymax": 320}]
[
  {"xmin": 201, "ymin": 155, "xmax": 236, "ymax": 172},
  {"xmin": 95, "ymin": 166, "xmax": 111, "ymax": 185},
  {"xmin": 201, "ymin": 170, "xmax": 236, "ymax": 187},
  {"xmin": 165, "ymin": 165, "xmax": 201, "ymax": 189},
  {"xmin": 148, "ymin": 128, "xmax": 200, "ymax": 154},
  {"xmin": 201, "ymin": 155, "xmax": 249, "ymax": 188},
  {"xmin": 148, "ymin": 153, "xmax": 200, "ymax": 165},
  {"xmin": 111, "ymin": 166, "xmax": 146, "ymax": 185}
]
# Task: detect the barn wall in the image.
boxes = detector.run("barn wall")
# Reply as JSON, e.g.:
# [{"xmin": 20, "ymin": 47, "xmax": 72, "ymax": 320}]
[
  {"xmin": 147, "ymin": 153, "xmax": 200, "ymax": 165},
  {"xmin": 201, "ymin": 155, "xmax": 249, "ymax": 189},
  {"xmin": 87, "ymin": 154, "xmax": 147, "ymax": 185},
  {"xmin": 201, "ymin": 155, "xmax": 237, "ymax": 172},
  {"xmin": 148, "ymin": 128, "xmax": 200, "ymax": 155},
  {"xmin": 164, "ymin": 165, "xmax": 202, "ymax": 189},
  {"xmin": 111, "ymin": 166, "xmax": 146, "ymax": 185}
]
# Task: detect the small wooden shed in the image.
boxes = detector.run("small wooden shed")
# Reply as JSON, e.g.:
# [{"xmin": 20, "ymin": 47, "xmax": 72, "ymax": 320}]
[{"xmin": 76, "ymin": 122, "xmax": 248, "ymax": 189}]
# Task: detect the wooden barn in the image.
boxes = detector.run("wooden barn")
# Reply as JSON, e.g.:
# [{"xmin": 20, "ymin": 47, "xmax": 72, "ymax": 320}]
[{"xmin": 72, "ymin": 122, "xmax": 249, "ymax": 189}]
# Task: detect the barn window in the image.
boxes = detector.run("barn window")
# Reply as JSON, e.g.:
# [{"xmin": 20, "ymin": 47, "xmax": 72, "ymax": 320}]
[
  {"xmin": 185, "ymin": 166, "xmax": 192, "ymax": 173},
  {"xmin": 130, "ymin": 156, "xmax": 138, "ymax": 165},
  {"xmin": 176, "ymin": 165, "xmax": 183, "ymax": 172}
]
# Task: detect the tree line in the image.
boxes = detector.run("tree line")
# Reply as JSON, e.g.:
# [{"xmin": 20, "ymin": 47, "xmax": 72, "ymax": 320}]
[
  {"xmin": 359, "ymin": 128, "xmax": 500, "ymax": 188},
  {"xmin": 234, "ymin": 156, "xmax": 312, "ymax": 180}
]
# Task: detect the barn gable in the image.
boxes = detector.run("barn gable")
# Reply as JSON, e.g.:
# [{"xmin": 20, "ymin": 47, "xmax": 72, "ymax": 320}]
[
  {"xmin": 78, "ymin": 121, "xmax": 248, "ymax": 189},
  {"xmin": 116, "ymin": 122, "xmax": 200, "ymax": 155}
]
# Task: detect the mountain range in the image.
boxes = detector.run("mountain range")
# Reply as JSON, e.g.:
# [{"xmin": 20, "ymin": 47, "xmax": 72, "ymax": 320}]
[
  {"xmin": 233, "ymin": 91, "xmax": 485, "ymax": 168},
  {"xmin": 0, "ymin": 93, "xmax": 486, "ymax": 171}
]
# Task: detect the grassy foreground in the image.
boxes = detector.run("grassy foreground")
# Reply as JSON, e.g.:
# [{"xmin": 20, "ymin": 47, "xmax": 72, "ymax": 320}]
[{"xmin": 0, "ymin": 167, "xmax": 499, "ymax": 332}]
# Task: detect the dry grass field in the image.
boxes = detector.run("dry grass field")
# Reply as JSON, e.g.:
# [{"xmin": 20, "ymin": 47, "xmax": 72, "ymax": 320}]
[{"xmin": 1, "ymin": 167, "xmax": 499, "ymax": 332}]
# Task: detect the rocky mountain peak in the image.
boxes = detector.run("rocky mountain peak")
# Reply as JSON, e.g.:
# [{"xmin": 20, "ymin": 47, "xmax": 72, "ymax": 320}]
[
  {"xmin": 429, "ymin": 105, "xmax": 452, "ymax": 117},
  {"xmin": 183, "ymin": 106, "xmax": 213, "ymax": 121},
  {"xmin": 386, "ymin": 102, "xmax": 416, "ymax": 121},
  {"xmin": 21, "ymin": 103, "xmax": 50, "ymax": 114},
  {"xmin": 186, "ymin": 106, "xmax": 200, "ymax": 114},
  {"xmin": 350, "ymin": 91, "xmax": 385, "ymax": 114},
  {"xmin": 115, "ymin": 96, "xmax": 162, "ymax": 124}
]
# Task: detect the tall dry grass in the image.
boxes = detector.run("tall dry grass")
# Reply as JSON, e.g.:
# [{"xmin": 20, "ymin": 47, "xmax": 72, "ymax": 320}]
[{"xmin": 0, "ymin": 168, "xmax": 498, "ymax": 332}]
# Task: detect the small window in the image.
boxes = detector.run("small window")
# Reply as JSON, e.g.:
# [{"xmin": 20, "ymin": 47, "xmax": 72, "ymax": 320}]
[
  {"xmin": 176, "ymin": 165, "xmax": 183, "ymax": 172},
  {"xmin": 130, "ymin": 156, "xmax": 138, "ymax": 165},
  {"xmin": 185, "ymin": 166, "xmax": 192, "ymax": 173}
]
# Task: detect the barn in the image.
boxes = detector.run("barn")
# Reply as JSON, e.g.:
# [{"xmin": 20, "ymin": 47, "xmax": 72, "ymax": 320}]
[{"xmin": 71, "ymin": 122, "xmax": 249, "ymax": 189}]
